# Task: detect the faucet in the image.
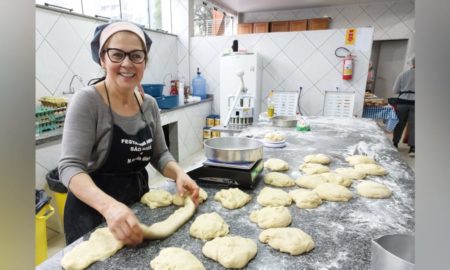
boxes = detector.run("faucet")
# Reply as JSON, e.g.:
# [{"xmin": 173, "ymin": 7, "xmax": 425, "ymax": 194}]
[{"xmin": 64, "ymin": 74, "xmax": 84, "ymax": 94}]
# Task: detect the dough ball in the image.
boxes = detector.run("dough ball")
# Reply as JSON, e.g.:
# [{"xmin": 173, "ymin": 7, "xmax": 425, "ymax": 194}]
[
  {"xmin": 314, "ymin": 183, "xmax": 352, "ymax": 202},
  {"xmin": 345, "ymin": 155, "xmax": 376, "ymax": 166},
  {"xmin": 173, "ymin": 188, "xmax": 208, "ymax": 206},
  {"xmin": 61, "ymin": 227, "xmax": 124, "ymax": 270},
  {"xmin": 214, "ymin": 188, "xmax": 252, "ymax": 209},
  {"xmin": 257, "ymin": 187, "xmax": 292, "ymax": 207},
  {"xmin": 189, "ymin": 212, "xmax": 229, "ymax": 241},
  {"xmin": 259, "ymin": 227, "xmax": 315, "ymax": 256},
  {"xmin": 202, "ymin": 236, "xmax": 257, "ymax": 269},
  {"xmin": 319, "ymin": 172, "xmax": 353, "ymax": 187},
  {"xmin": 264, "ymin": 172, "xmax": 295, "ymax": 187},
  {"xmin": 299, "ymin": 163, "xmax": 330, "ymax": 175},
  {"xmin": 264, "ymin": 158, "xmax": 289, "ymax": 171},
  {"xmin": 335, "ymin": 167, "xmax": 366, "ymax": 180},
  {"xmin": 264, "ymin": 132, "xmax": 285, "ymax": 142},
  {"xmin": 295, "ymin": 174, "xmax": 327, "ymax": 189},
  {"xmin": 303, "ymin": 154, "xmax": 331, "ymax": 164},
  {"xmin": 356, "ymin": 180, "xmax": 392, "ymax": 199},
  {"xmin": 354, "ymin": 164, "xmax": 388, "ymax": 176},
  {"xmin": 250, "ymin": 206, "xmax": 292, "ymax": 229},
  {"xmin": 289, "ymin": 189, "xmax": 322, "ymax": 209},
  {"xmin": 141, "ymin": 189, "xmax": 173, "ymax": 209},
  {"xmin": 150, "ymin": 247, "xmax": 205, "ymax": 270}
]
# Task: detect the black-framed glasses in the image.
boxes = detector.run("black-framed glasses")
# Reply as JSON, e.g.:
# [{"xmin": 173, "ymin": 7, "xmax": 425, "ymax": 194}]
[{"xmin": 104, "ymin": 48, "xmax": 146, "ymax": 64}]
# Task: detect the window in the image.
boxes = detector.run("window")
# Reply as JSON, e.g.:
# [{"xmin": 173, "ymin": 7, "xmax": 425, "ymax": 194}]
[
  {"xmin": 36, "ymin": 0, "xmax": 171, "ymax": 33},
  {"xmin": 36, "ymin": 0, "xmax": 82, "ymax": 14},
  {"xmin": 193, "ymin": 0, "xmax": 234, "ymax": 36},
  {"xmin": 122, "ymin": 0, "xmax": 149, "ymax": 28}
]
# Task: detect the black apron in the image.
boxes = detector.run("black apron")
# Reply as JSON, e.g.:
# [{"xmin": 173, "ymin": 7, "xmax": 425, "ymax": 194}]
[{"xmin": 64, "ymin": 87, "xmax": 152, "ymax": 245}]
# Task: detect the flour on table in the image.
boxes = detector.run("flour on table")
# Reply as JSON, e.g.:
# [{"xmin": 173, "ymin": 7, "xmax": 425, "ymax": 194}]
[
  {"xmin": 189, "ymin": 212, "xmax": 229, "ymax": 241},
  {"xmin": 289, "ymin": 189, "xmax": 322, "ymax": 208},
  {"xmin": 356, "ymin": 180, "xmax": 392, "ymax": 199},
  {"xmin": 299, "ymin": 163, "xmax": 330, "ymax": 175},
  {"xmin": 257, "ymin": 187, "xmax": 292, "ymax": 207},
  {"xmin": 214, "ymin": 188, "xmax": 252, "ymax": 209},
  {"xmin": 264, "ymin": 172, "xmax": 295, "ymax": 187},
  {"xmin": 202, "ymin": 236, "xmax": 257, "ymax": 269},
  {"xmin": 250, "ymin": 206, "xmax": 292, "ymax": 228},
  {"xmin": 264, "ymin": 158, "xmax": 289, "ymax": 171},
  {"xmin": 314, "ymin": 183, "xmax": 353, "ymax": 202},
  {"xmin": 259, "ymin": 227, "xmax": 315, "ymax": 255},
  {"xmin": 304, "ymin": 154, "xmax": 331, "ymax": 164},
  {"xmin": 140, "ymin": 189, "xmax": 172, "ymax": 209},
  {"xmin": 150, "ymin": 247, "xmax": 205, "ymax": 270}
]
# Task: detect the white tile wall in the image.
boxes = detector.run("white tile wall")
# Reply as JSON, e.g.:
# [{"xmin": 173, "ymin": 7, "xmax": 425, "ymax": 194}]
[
  {"xmin": 242, "ymin": 0, "xmax": 414, "ymax": 41},
  {"xmin": 36, "ymin": 7, "xmax": 178, "ymax": 103},
  {"xmin": 190, "ymin": 27, "xmax": 373, "ymax": 117}
]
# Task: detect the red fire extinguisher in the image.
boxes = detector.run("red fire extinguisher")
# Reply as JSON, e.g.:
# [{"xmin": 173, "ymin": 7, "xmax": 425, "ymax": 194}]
[{"xmin": 342, "ymin": 53, "xmax": 354, "ymax": 80}]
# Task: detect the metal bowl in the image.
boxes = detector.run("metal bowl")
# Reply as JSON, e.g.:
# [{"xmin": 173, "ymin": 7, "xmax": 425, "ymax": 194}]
[
  {"xmin": 272, "ymin": 116, "xmax": 297, "ymax": 127},
  {"xmin": 204, "ymin": 137, "xmax": 263, "ymax": 163}
]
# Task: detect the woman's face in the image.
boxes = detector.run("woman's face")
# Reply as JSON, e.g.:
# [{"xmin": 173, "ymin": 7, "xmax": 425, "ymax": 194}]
[{"xmin": 100, "ymin": 31, "xmax": 146, "ymax": 90}]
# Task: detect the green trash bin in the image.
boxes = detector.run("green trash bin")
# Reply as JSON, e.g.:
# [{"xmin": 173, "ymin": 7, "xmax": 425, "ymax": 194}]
[{"xmin": 46, "ymin": 168, "xmax": 68, "ymax": 226}]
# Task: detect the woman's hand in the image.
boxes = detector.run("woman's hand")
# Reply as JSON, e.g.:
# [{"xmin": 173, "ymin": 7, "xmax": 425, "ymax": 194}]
[
  {"xmin": 175, "ymin": 173, "xmax": 200, "ymax": 207},
  {"xmin": 103, "ymin": 201, "xmax": 143, "ymax": 246}
]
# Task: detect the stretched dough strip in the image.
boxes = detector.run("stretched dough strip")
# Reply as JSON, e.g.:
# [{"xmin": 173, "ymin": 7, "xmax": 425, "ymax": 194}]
[
  {"xmin": 140, "ymin": 197, "xmax": 195, "ymax": 239},
  {"xmin": 61, "ymin": 197, "xmax": 195, "ymax": 269}
]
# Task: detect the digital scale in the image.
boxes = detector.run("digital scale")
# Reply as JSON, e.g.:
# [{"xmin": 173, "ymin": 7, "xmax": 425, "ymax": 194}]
[{"xmin": 187, "ymin": 159, "xmax": 264, "ymax": 189}]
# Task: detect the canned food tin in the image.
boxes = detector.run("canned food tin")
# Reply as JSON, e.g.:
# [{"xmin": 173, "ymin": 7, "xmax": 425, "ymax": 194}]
[
  {"xmin": 206, "ymin": 115, "xmax": 215, "ymax": 128},
  {"xmin": 203, "ymin": 127, "xmax": 211, "ymax": 139},
  {"xmin": 214, "ymin": 116, "xmax": 220, "ymax": 126},
  {"xmin": 211, "ymin": 130, "xmax": 221, "ymax": 138}
]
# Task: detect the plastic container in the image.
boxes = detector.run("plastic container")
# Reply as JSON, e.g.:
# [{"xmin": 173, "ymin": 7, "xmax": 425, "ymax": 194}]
[
  {"xmin": 46, "ymin": 168, "xmax": 68, "ymax": 226},
  {"xmin": 191, "ymin": 67, "xmax": 207, "ymax": 100},
  {"xmin": 178, "ymin": 79, "xmax": 185, "ymax": 106},
  {"xmin": 142, "ymin": 84, "xmax": 165, "ymax": 97},
  {"xmin": 155, "ymin": 95, "xmax": 179, "ymax": 109},
  {"xmin": 35, "ymin": 189, "xmax": 54, "ymax": 266}
]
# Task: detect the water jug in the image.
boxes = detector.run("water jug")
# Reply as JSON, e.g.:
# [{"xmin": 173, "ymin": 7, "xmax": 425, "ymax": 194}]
[{"xmin": 192, "ymin": 67, "xmax": 206, "ymax": 99}]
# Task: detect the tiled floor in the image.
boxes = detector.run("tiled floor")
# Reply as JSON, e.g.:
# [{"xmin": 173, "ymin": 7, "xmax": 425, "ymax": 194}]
[{"xmin": 44, "ymin": 133, "xmax": 414, "ymax": 259}]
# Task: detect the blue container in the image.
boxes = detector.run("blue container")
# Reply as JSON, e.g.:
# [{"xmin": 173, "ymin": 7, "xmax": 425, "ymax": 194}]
[
  {"xmin": 142, "ymin": 84, "xmax": 164, "ymax": 97},
  {"xmin": 192, "ymin": 68, "xmax": 207, "ymax": 99},
  {"xmin": 155, "ymin": 95, "xmax": 179, "ymax": 109}
]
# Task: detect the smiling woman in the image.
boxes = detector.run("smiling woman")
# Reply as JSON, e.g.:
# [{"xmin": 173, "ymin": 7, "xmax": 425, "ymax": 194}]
[{"xmin": 58, "ymin": 20, "xmax": 200, "ymax": 246}]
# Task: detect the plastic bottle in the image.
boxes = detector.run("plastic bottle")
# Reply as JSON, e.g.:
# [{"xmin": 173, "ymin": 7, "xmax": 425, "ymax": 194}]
[
  {"xmin": 267, "ymin": 90, "xmax": 275, "ymax": 118},
  {"xmin": 178, "ymin": 77, "xmax": 185, "ymax": 106},
  {"xmin": 192, "ymin": 67, "xmax": 206, "ymax": 100}
]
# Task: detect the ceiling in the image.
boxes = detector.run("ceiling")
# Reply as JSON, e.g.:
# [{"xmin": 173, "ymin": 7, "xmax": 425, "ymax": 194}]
[{"xmin": 213, "ymin": 0, "xmax": 407, "ymax": 13}]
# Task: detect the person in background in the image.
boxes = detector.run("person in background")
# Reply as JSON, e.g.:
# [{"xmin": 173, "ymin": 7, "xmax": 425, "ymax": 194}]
[
  {"xmin": 392, "ymin": 56, "xmax": 415, "ymax": 157},
  {"xmin": 58, "ymin": 21, "xmax": 199, "ymax": 246}
]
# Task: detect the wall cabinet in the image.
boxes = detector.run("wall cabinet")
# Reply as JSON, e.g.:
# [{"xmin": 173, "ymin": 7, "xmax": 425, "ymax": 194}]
[
  {"xmin": 253, "ymin": 22, "xmax": 269, "ymax": 33},
  {"xmin": 308, "ymin": 18, "xmax": 330, "ymax": 30},
  {"xmin": 270, "ymin": 21, "xmax": 289, "ymax": 32},
  {"xmin": 237, "ymin": 23, "xmax": 253, "ymax": 34},
  {"xmin": 289, "ymin": 20, "xmax": 308, "ymax": 31}
]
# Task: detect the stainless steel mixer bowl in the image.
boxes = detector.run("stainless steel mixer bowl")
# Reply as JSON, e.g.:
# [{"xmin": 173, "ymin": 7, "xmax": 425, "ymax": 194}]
[
  {"xmin": 204, "ymin": 137, "xmax": 263, "ymax": 163},
  {"xmin": 370, "ymin": 234, "xmax": 415, "ymax": 270},
  {"xmin": 272, "ymin": 115, "xmax": 297, "ymax": 127}
]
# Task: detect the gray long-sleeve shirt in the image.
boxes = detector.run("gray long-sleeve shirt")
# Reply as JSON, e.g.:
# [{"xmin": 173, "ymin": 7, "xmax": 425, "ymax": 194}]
[
  {"xmin": 393, "ymin": 68, "xmax": 415, "ymax": 101},
  {"xmin": 58, "ymin": 86, "xmax": 175, "ymax": 188}
]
